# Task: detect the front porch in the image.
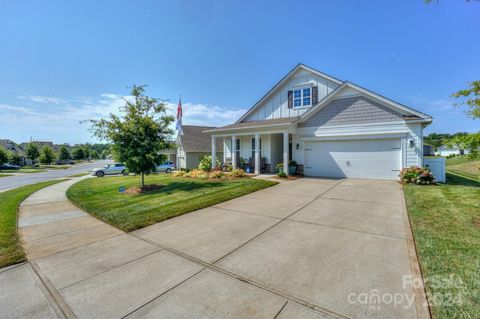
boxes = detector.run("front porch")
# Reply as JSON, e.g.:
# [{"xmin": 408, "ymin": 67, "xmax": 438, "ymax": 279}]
[{"xmin": 210, "ymin": 132, "xmax": 293, "ymax": 175}]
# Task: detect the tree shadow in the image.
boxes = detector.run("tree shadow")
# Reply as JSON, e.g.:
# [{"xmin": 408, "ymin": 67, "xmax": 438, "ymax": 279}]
[
  {"xmin": 446, "ymin": 173, "xmax": 480, "ymax": 187},
  {"xmin": 140, "ymin": 180, "xmax": 227, "ymax": 196}
]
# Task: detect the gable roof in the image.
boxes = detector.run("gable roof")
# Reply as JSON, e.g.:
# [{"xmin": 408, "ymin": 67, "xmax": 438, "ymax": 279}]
[
  {"xmin": 177, "ymin": 125, "xmax": 223, "ymax": 153},
  {"xmin": 236, "ymin": 63, "xmax": 343, "ymax": 123},
  {"xmin": 296, "ymin": 81, "xmax": 432, "ymax": 124}
]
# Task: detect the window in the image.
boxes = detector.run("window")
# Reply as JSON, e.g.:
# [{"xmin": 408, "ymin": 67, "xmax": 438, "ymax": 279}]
[
  {"xmin": 293, "ymin": 87, "xmax": 311, "ymax": 108},
  {"xmin": 235, "ymin": 139, "xmax": 240, "ymax": 161}
]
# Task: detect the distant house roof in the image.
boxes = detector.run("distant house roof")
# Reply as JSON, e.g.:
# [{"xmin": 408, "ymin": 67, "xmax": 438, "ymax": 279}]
[
  {"xmin": 0, "ymin": 139, "xmax": 24, "ymax": 154},
  {"xmin": 177, "ymin": 125, "xmax": 223, "ymax": 153}
]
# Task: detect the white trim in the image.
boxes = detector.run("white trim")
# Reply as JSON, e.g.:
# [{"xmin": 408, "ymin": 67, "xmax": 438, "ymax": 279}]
[{"xmin": 301, "ymin": 132, "xmax": 408, "ymax": 142}]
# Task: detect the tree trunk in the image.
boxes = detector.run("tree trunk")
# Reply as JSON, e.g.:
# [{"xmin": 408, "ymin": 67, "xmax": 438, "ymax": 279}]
[{"xmin": 141, "ymin": 172, "xmax": 145, "ymax": 187}]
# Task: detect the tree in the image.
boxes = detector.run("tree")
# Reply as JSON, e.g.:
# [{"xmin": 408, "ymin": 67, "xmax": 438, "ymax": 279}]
[
  {"xmin": 9, "ymin": 152, "xmax": 22, "ymax": 166},
  {"xmin": 0, "ymin": 147, "xmax": 9, "ymax": 165},
  {"xmin": 90, "ymin": 150, "xmax": 99, "ymax": 159},
  {"xmin": 72, "ymin": 147, "xmax": 86, "ymax": 160},
  {"xmin": 448, "ymin": 133, "xmax": 480, "ymax": 160},
  {"xmin": 452, "ymin": 81, "xmax": 480, "ymax": 119},
  {"xmin": 58, "ymin": 145, "xmax": 71, "ymax": 161},
  {"xmin": 25, "ymin": 143, "xmax": 40, "ymax": 164},
  {"xmin": 88, "ymin": 85, "xmax": 174, "ymax": 187},
  {"xmin": 39, "ymin": 146, "xmax": 56, "ymax": 164},
  {"xmin": 83, "ymin": 147, "xmax": 90, "ymax": 159}
]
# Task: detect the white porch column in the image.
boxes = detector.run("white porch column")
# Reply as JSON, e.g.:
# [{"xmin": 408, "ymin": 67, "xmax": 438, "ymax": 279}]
[
  {"xmin": 254, "ymin": 133, "xmax": 260, "ymax": 175},
  {"xmin": 283, "ymin": 131, "xmax": 289, "ymax": 176},
  {"xmin": 211, "ymin": 136, "xmax": 216, "ymax": 169},
  {"xmin": 231, "ymin": 135, "xmax": 237, "ymax": 169}
]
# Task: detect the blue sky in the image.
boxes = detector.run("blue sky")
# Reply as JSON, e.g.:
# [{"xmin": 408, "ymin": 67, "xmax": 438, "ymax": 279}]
[{"xmin": 0, "ymin": 0, "xmax": 478, "ymax": 144}]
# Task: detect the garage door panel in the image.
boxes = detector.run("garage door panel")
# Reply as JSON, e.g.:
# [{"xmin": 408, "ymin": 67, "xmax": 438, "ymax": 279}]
[{"xmin": 304, "ymin": 139, "xmax": 401, "ymax": 180}]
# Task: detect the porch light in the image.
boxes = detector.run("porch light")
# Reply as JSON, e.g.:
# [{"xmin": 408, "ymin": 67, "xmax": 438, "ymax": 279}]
[
  {"xmin": 408, "ymin": 139, "xmax": 415, "ymax": 148},
  {"xmin": 296, "ymin": 143, "xmax": 300, "ymax": 150}
]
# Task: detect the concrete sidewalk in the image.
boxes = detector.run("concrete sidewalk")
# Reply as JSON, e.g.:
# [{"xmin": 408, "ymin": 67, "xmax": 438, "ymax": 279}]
[{"xmin": 0, "ymin": 177, "xmax": 429, "ymax": 319}]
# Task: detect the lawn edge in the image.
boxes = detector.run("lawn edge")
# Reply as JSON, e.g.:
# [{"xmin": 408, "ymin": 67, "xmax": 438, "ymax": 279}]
[
  {"xmin": 401, "ymin": 185, "xmax": 433, "ymax": 319},
  {"xmin": 66, "ymin": 177, "xmax": 278, "ymax": 233}
]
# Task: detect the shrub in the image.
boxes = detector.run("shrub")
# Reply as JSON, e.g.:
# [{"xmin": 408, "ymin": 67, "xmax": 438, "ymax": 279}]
[
  {"xmin": 276, "ymin": 163, "xmax": 284, "ymax": 172},
  {"xmin": 209, "ymin": 170, "xmax": 225, "ymax": 179},
  {"xmin": 277, "ymin": 172, "xmax": 287, "ymax": 178},
  {"xmin": 289, "ymin": 160, "xmax": 297, "ymax": 166},
  {"xmin": 198, "ymin": 155, "xmax": 221, "ymax": 171},
  {"xmin": 189, "ymin": 169, "xmax": 208, "ymax": 179},
  {"xmin": 172, "ymin": 170, "xmax": 185, "ymax": 177},
  {"xmin": 231, "ymin": 168, "xmax": 246, "ymax": 177},
  {"xmin": 400, "ymin": 166, "xmax": 436, "ymax": 185},
  {"xmin": 446, "ymin": 154, "xmax": 456, "ymax": 159}
]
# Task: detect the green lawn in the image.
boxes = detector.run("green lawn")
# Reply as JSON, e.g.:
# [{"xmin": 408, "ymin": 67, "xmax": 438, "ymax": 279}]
[
  {"xmin": 404, "ymin": 173, "xmax": 480, "ymax": 319},
  {"xmin": 67, "ymin": 172, "xmax": 90, "ymax": 178},
  {"xmin": 0, "ymin": 174, "xmax": 13, "ymax": 178},
  {"xmin": 0, "ymin": 180, "xmax": 63, "ymax": 268},
  {"xmin": 67, "ymin": 175, "xmax": 277, "ymax": 232},
  {"xmin": 445, "ymin": 156, "xmax": 480, "ymax": 181}
]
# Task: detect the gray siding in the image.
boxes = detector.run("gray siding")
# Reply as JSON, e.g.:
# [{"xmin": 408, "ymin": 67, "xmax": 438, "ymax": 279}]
[
  {"xmin": 186, "ymin": 152, "xmax": 223, "ymax": 169},
  {"xmin": 299, "ymin": 96, "xmax": 404, "ymax": 128},
  {"xmin": 269, "ymin": 134, "xmax": 283, "ymax": 173}
]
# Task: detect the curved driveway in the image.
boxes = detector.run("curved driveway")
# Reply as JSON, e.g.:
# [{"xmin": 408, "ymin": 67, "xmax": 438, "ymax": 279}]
[{"xmin": 0, "ymin": 177, "xmax": 429, "ymax": 319}]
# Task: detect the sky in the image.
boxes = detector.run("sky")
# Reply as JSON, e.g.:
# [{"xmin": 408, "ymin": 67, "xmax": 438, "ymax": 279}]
[{"xmin": 0, "ymin": 0, "xmax": 478, "ymax": 145}]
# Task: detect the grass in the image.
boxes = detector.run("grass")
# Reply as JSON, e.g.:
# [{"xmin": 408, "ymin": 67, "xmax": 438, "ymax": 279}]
[
  {"xmin": 0, "ymin": 174, "xmax": 13, "ymax": 178},
  {"xmin": 0, "ymin": 180, "xmax": 63, "ymax": 268},
  {"xmin": 404, "ymin": 173, "xmax": 480, "ymax": 319},
  {"xmin": 67, "ymin": 175, "xmax": 277, "ymax": 232},
  {"xmin": 445, "ymin": 156, "xmax": 480, "ymax": 181},
  {"xmin": 67, "ymin": 172, "xmax": 90, "ymax": 178}
]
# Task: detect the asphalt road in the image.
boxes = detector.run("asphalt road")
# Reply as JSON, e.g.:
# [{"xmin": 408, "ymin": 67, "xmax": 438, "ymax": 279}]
[{"xmin": 0, "ymin": 160, "xmax": 111, "ymax": 192}]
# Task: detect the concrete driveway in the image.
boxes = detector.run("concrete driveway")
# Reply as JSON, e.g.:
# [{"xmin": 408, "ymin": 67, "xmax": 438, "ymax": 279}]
[{"xmin": 1, "ymin": 177, "xmax": 428, "ymax": 319}]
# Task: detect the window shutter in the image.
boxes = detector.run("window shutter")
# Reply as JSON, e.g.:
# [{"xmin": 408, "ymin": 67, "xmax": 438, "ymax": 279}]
[
  {"xmin": 287, "ymin": 90, "xmax": 293, "ymax": 108},
  {"xmin": 312, "ymin": 86, "xmax": 318, "ymax": 105}
]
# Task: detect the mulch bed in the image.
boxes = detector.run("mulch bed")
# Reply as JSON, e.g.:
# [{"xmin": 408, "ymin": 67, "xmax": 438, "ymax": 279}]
[{"xmin": 124, "ymin": 184, "xmax": 164, "ymax": 194}]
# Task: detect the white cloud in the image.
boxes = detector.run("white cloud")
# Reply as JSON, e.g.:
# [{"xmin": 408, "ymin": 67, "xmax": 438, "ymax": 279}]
[
  {"xmin": 166, "ymin": 102, "xmax": 246, "ymax": 127},
  {"xmin": 0, "ymin": 94, "xmax": 244, "ymax": 144},
  {"xmin": 17, "ymin": 95, "xmax": 67, "ymax": 105}
]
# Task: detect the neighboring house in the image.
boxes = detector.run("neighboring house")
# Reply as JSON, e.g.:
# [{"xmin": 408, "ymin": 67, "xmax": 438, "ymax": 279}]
[
  {"xmin": 0, "ymin": 139, "xmax": 31, "ymax": 165},
  {"xmin": 206, "ymin": 63, "xmax": 432, "ymax": 180},
  {"xmin": 423, "ymin": 144, "xmax": 435, "ymax": 156},
  {"xmin": 176, "ymin": 125, "xmax": 223, "ymax": 169},
  {"xmin": 436, "ymin": 145, "xmax": 469, "ymax": 156},
  {"xmin": 160, "ymin": 141, "xmax": 177, "ymax": 165}
]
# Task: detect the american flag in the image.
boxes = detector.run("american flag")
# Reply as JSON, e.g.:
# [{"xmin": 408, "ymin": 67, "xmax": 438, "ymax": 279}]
[{"xmin": 175, "ymin": 96, "xmax": 183, "ymax": 135}]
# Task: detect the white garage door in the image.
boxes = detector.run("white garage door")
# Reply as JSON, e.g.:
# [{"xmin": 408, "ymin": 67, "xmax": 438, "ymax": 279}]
[{"xmin": 304, "ymin": 139, "xmax": 401, "ymax": 180}]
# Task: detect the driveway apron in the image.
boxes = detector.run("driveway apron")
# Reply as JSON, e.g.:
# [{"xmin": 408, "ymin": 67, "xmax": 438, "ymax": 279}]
[{"xmin": 0, "ymin": 177, "xmax": 428, "ymax": 319}]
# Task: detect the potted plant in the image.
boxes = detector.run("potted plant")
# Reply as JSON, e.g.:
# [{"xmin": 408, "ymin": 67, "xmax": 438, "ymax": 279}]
[
  {"xmin": 288, "ymin": 160, "xmax": 297, "ymax": 175},
  {"xmin": 276, "ymin": 162, "xmax": 284, "ymax": 174}
]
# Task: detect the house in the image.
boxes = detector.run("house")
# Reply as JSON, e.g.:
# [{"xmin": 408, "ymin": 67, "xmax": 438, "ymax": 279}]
[
  {"xmin": 206, "ymin": 64, "xmax": 432, "ymax": 180},
  {"xmin": 423, "ymin": 144, "xmax": 435, "ymax": 156},
  {"xmin": 176, "ymin": 125, "xmax": 223, "ymax": 170},
  {"xmin": 436, "ymin": 145, "xmax": 469, "ymax": 157}
]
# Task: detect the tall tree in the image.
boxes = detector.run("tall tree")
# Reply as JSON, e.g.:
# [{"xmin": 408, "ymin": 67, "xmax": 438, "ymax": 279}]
[
  {"xmin": 88, "ymin": 85, "xmax": 174, "ymax": 187},
  {"xmin": 58, "ymin": 145, "xmax": 71, "ymax": 161},
  {"xmin": 25, "ymin": 143, "xmax": 40, "ymax": 165},
  {"xmin": 9, "ymin": 152, "xmax": 22, "ymax": 166},
  {"xmin": 452, "ymin": 81, "xmax": 480, "ymax": 119},
  {"xmin": 39, "ymin": 146, "xmax": 56, "ymax": 164},
  {"xmin": 72, "ymin": 147, "xmax": 86, "ymax": 160},
  {"xmin": 0, "ymin": 147, "xmax": 9, "ymax": 165}
]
